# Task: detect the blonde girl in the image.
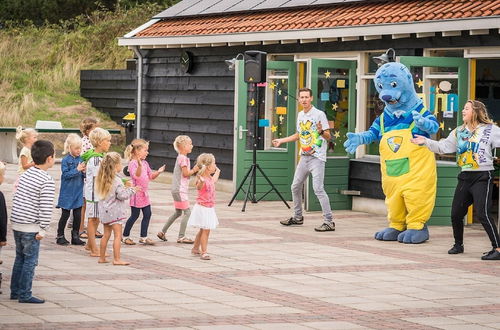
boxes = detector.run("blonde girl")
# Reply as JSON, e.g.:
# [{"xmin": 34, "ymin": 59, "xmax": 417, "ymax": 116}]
[
  {"xmin": 412, "ymin": 100, "xmax": 500, "ymax": 260},
  {"xmin": 158, "ymin": 135, "xmax": 199, "ymax": 243},
  {"xmin": 122, "ymin": 139, "xmax": 165, "ymax": 245},
  {"xmin": 188, "ymin": 153, "xmax": 220, "ymax": 260},
  {"xmin": 16, "ymin": 126, "xmax": 38, "ymax": 175},
  {"xmin": 0, "ymin": 161, "xmax": 7, "ymax": 266},
  {"xmin": 84, "ymin": 128, "xmax": 111, "ymax": 257},
  {"xmin": 76, "ymin": 117, "xmax": 99, "ymax": 234},
  {"xmin": 96, "ymin": 152, "xmax": 139, "ymax": 265},
  {"xmin": 55, "ymin": 134, "xmax": 86, "ymax": 246}
]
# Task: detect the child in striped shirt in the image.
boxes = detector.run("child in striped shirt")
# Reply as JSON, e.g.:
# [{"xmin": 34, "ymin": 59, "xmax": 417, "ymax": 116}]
[{"xmin": 10, "ymin": 140, "xmax": 55, "ymax": 304}]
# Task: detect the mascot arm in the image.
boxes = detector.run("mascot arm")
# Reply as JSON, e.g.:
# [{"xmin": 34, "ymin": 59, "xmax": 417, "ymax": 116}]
[
  {"xmin": 423, "ymin": 129, "xmax": 457, "ymax": 154},
  {"xmin": 343, "ymin": 131, "xmax": 378, "ymax": 154},
  {"xmin": 412, "ymin": 110, "xmax": 439, "ymax": 134}
]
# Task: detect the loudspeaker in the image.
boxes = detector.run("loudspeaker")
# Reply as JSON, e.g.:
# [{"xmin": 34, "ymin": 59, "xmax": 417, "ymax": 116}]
[{"xmin": 244, "ymin": 50, "xmax": 267, "ymax": 83}]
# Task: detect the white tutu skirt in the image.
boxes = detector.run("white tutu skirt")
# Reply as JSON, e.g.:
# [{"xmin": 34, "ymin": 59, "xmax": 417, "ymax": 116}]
[{"xmin": 187, "ymin": 203, "xmax": 219, "ymax": 229}]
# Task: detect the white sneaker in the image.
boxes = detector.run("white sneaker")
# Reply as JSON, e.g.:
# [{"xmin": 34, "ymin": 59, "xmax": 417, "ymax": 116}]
[{"xmin": 138, "ymin": 237, "xmax": 155, "ymax": 245}]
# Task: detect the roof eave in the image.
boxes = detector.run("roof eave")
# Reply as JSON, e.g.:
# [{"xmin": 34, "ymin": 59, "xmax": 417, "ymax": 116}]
[{"xmin": 117, "ymin": 16, "xmax": 500, "ymax": 47}]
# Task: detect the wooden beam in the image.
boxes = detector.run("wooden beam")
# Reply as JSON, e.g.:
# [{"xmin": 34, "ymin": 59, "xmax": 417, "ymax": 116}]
[
  {"xmin": 320, "ymin": 37, "xmax": 338, "ymax": 42},
  {"xmin": 416, "ymin": 32, "xmax": 435, "ymax": 38},
  {"xmin": 470, "ymin": 29, "xmax": 489, "ymax": 35},
  {"xmin": 392, "ymin": 33, "xmax": 410, "ymax": 39},
  {"xmin": 300, "ymin": 38, "xmax": 317, "ymax": 43},
  {"xmin": 341, "ymin": 36, "xmax": 359, "ymax": 41},
  {"xmin": 441, "ymin": 30, "xmax": 462, "ymax": 37},
  {"xmin": 262, "ymin": 40, "xmax": 279, "ymax": 45},
  {"xmin": 245, "ymin": 41, "xmax": 261, "ymax": 45},
  {"xmin": 228, "ymin": 42, "xmax": 244, "ymax": 46},
  {"xmin": 280, "ymin": 39, "xmax": 297, "ymax": 44},
  {"xmin": 364, "ymin": 35, "xmax": 382, "ymax": 40}
]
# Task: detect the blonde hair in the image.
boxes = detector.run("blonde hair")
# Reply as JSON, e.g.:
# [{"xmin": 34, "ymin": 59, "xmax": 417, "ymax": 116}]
[
  {"xmin": 89, "ymin": 127, "xmax": 111, "ymax": 148},
  {"xmin": 80, "ymin": 117, "xmax": 99, "ymax": 136},
  {"xmin": 173, "ymin": 135, "xmax": 192, "ymax": 153},
  {"xmin": 195, "ymin": 153, "xmax": 215, "ymax": 177},
  {"xmin": 15, "ymin": 126, "xmax": 38, "ymax": 144},
  {"xmin": 0, "ymin": 161, "xmax": 5, "ymax": 176},
  {"xmin": 96, "ymin": 152, "xmax": 122, "ymax": 199},
  {"xmin": 465, "ymin": 100, "xmax": 494, "ymax": 129},
  {"xmin": 124, "ymin": 139, "xmax": 149, "ymax": 160},
  {"xmin": 63, "ymin": 133, "xmax": 82, "ymax": 155}
]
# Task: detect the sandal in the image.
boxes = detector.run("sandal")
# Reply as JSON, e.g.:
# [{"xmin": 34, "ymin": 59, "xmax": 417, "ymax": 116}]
[
  {"xmin": 95, "ymin": 231, "xmax": 103, "ymax": 238},
  {"xmin": 191, "ymin": 249, "xmax": 201, "ymax": 256},
  {"xmin": 79, "ymin": 230, "xmax": 88, "ymax": 239},
  {"xmin": 200, "ymin": 253, "xmax": 211, "ymax": 260},
  {"xmin": 157, "ymin": 232, "xmax": 168, "ymax": 241},
  {"xmin": 122, "ymin": 237, "xmax": 136, "ymax": 245},
  {"xmin": 177, "ymin": 236, "xmax": 194, "ymax": 244}
]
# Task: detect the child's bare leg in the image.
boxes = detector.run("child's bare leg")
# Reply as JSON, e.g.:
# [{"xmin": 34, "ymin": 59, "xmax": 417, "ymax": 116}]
[
  {"xmin": 191, "ymin": 229, "xmax": 202, "ymax": 255},
  {"xmin": 80, "ymin": 201, "xmax": 86, "ymax": 234},
  {"xmin": 112, "ymin": 224, "xmax": 129, "ymax": 265},
  {"xmin": 87, "ymin": 218, "xmax": 100, "ymax": 256},
  {"xmin": 99, "ymin": 224, "xmax": 112, "ymax": 263},
  {"xmin": 200, "ymin": 229, "xmax": 210, "ymax": 254}
]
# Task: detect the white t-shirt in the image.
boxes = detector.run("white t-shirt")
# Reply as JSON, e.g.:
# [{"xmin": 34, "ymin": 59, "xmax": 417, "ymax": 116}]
[{"xmin": 296, "ymin": 106, "xmax": 329, "ymax": 162}]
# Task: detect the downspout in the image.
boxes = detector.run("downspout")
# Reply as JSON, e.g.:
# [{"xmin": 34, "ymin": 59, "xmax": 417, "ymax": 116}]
[{"xmin": 131, "ymin": 46, "xmax": 143, "ymax": 139}]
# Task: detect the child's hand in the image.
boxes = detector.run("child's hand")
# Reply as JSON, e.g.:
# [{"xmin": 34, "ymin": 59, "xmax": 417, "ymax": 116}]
[
  {"xmin": 35, "ymin": 234, "xmax": 43, "ymax": 240},
  {"xmin": 124, "ymin": 179, "xmax": 132, "ymax": 187},
  {"xmin": 133, "ymin": 185, "xmax": 142, "ymax": 192},
  {"xmin": 0, "ymin": 241, "xmax": 6, "ymax": 246},
  {"xmin": 215, "ymin": 167, "xmax": 221, "ymax": 173},
  {"xmin": 158, "ymin": 165, "xmax": 166, "ymax": 173},
  {"xmin": 77, "ymin": 162, "xmax": 86, "ymax": 172}
]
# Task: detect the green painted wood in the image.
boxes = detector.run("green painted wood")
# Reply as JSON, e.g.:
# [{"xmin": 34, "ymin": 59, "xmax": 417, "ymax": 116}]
[
  {"xmin": 235, "ymin": 61, "xmax": 297, "ymax": 201},
  {"xmin": 429, "ymin": 164, "xmax": 460, "ymax": 226},
  {"xmin": 307, "ymin": 59, "xmax": 357, "ymax": 211}
]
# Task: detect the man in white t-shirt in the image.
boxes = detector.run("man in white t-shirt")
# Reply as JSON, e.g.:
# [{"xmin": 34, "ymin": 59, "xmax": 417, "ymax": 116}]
[{"xmin": 272, "ymin": 88, "xmax": 335, "ymax": 232}]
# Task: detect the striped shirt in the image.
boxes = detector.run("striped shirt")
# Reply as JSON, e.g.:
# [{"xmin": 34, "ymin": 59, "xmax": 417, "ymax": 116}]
[{"xmin": 11, "ymin": 167, "xmax": 55, "ymax": 237}]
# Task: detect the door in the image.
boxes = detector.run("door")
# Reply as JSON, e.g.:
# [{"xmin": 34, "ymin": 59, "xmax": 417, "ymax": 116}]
[
  {"xmin": 399, "ymin": 56, "xmax": 468, "ymax": 225},
  {"xmin": 234, "ymin": 61, "xmax": 297, "ymax": 200},
  {"xmin": 306, "ymin": 59, "xmax": 357, "ymax": 211}
]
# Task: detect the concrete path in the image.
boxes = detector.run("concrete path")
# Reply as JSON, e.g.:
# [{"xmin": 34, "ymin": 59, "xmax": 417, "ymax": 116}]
[{"xmin": 1, "ymin": 164, "xmax": 499, "ymax": 329}]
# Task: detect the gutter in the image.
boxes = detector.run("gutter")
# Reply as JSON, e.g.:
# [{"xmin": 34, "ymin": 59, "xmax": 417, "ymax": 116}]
[{"xmin": 131, "ymin": 46, "xmax": 143, "ymax": 139}]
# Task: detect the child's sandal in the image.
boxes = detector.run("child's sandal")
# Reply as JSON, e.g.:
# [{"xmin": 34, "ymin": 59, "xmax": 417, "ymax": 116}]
[
  {"xmin": 191, "ymin": 249, "xmax": 201, "ymax": 256},
  {"xmin": 177, "ymin": 236, "xmax": 194, "ymax": 244},
  {"xmin": 200, "ymin": 253, "xmax": 211, "ymax": 260},
  {"xmin": 122, "ymin": 238, "xmax": 136, "ymax": 245},
  {"xmin": 157, "ymin": 232, "xmax": 168, "ymax": 241}
]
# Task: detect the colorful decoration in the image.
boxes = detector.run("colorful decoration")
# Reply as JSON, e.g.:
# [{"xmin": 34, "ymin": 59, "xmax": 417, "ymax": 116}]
[
  {"xmin": 333, "ymin": 131, "xmax": 341, "ymax": 139},
  {"xmin": 269, "ymin": 81, "xmax": 277, "ymax": 90},
  {"xmin": 416, "ymin": 79, "xmax": 424, "ymax": 89},
  {"xmin": 249, "ymin": 98, "xmax": 255, "ymax": 106},
  {"xmin": 332, "ymin": 103, "xmax": 339, "ymax": 111},
  {"xmin": 271, "ymin": 125, "xmax": 277, "ymax": 132},
  {"xmin": 324, "ymin": 70, "xmax": 331, "ymax": 78},
  {"xmin": 258, "ymin": 119, "xmax": 270, "ymax": 127},
  {"xmin": 276, "ymin": 107, "xmax": 287, "ymax": 115}
]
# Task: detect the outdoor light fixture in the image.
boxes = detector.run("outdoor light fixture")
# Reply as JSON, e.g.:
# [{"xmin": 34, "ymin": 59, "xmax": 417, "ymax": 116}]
[
  {"xmin": 225, "ymin": 53, "xmax": 244, "ymax": 71},
  {"xmin": 373, "ymin": 48, "xmax": 396, "ymax": 66}
]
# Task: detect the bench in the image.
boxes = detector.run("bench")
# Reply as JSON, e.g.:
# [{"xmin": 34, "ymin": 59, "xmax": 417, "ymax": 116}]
[{"xmin": 0, "ymin": 127, "xmax": 121, "ymax": 164}]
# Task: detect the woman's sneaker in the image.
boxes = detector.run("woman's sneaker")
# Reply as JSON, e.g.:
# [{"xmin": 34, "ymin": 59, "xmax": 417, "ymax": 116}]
[
  {"xmin": 280, "ymin": 216, "xmax": 304, "ymax": 226},
  {"xmin": 481, "ymin": 249, "xmax": 500, "ymax": 260},
  {"xmin": 314, "ymin": 222, "xmax": 336, "ymax": 232},
  {"xmin": 448, "ymin": 244, "xmax": 464, "ymax": 254}
]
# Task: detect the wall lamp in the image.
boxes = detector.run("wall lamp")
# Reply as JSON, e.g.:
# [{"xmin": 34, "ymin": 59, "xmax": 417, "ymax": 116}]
[
  {"xmin": 373, "ymin": 48, "xmax": 396, "ymax": 66},
  {"xmin": 225, "ymin": 53, "xmax": 244, "ymax": 71}
]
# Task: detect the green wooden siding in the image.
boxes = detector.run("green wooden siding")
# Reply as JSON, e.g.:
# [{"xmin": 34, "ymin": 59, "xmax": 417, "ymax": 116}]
[{"xmin": 428, "ymin": 164, "xmax": 460, "ymax": 225}]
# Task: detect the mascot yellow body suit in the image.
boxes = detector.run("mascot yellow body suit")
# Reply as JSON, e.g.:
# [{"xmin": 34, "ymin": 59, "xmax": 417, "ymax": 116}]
[{"xmin": 344, "ymin": 62, "xmax": 439, "ymax": 244}]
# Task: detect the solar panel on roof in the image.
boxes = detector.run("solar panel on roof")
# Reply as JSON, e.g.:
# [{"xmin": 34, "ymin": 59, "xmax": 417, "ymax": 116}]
[{"xmin": 154, "ymin": 0, "xmax": 372, "ymax": 18}]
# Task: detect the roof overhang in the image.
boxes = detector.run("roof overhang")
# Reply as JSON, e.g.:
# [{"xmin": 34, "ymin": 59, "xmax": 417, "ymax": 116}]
[{"xmin": 118, "ymin": 16, "xmax": 500, "ymax": 48}]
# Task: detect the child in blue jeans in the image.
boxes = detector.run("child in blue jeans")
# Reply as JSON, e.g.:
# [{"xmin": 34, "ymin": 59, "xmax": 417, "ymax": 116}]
[{"xmin": 10, "ymin": 140, "xmax": 56, "ymax": 304}]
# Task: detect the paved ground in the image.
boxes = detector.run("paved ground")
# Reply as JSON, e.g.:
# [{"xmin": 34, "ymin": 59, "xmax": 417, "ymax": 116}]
[{"xmin": 1, "ymin": 164, "xmax": 500, "ymax": 329}]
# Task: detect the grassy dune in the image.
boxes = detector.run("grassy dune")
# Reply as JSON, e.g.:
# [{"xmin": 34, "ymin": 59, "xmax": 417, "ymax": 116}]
[{"xmin": 0, "ymin": 4, "xmax": 162, "ymax": 128}]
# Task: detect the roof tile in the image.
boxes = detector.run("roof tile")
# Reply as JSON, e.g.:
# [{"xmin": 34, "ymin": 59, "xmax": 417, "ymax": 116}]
[{"xmin": 136, "ymin": 0, "xmax": 498, "ymax": 37}]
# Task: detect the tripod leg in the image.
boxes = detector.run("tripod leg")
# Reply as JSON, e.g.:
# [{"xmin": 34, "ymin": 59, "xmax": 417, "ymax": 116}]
[
  {"xmin": 228, "ymin": 165, "xmax": 253, "ymax": 206},
  {"xmin": 242, "ymin": 165, "xmax": 256, "ymax": 212},
  {"xmin": 256, "ymin": 164, "xmax": 291, "ymax": 209}
]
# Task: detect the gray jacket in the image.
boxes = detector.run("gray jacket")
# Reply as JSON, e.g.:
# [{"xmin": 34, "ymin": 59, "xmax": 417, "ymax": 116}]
[{"xmin": 98, "ymin": 177, "xmax": 136, "ymax": 224}]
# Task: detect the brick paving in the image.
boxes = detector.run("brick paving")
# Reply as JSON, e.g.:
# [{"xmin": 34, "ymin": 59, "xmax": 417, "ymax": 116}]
[{"xmin": 1, "ymin": 164, "xmax": 500, "ymax": 329}]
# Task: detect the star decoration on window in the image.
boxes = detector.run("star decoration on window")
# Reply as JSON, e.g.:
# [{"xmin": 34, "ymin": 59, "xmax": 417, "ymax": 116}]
[
  {"xmin": 332, "ymin": 103, "xmax": 339, "ymax": 111},
  {"xmin": 439, "ymin": 122, "xmax": 444, "ymax": 130},
  {"xmin": 249, "ymin": 98, "xmax": 255, "ymax": 106},
  {"xmin": 416, "ymin": 79, "xmax": 424, "ymax": 89},
  {"xmin": 333, "ymin": 131, "xmax": 341, "ymax": 138},
  {"xmin": 269, "ymin": 81, "xmax": 277, "ymax": 90},
  {"xmin": 278, "ymin": 89, "xmax": 282, "ymax": 95},
  {"xmin": 279, "ymin": 115, "xmax": 284, "ymax": 123},
  {"xmin": 271, "ymin": 125, "xmax": 277, "ymax": 132},
  {"xmin": 324, "ymin": 70, "xmax": 331, "ymax": 78}
]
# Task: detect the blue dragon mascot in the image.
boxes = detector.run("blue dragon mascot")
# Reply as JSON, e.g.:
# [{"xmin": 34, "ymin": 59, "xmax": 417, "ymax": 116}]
[{"xmin": 344, "ymin": 62, "xmax": 439, "ymax": 244}]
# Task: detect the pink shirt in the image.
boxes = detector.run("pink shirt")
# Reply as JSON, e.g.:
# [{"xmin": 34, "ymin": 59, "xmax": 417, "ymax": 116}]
[
  {"xmin": 196, "ymin": 176, "xmax": 215, "ymax": 208},
  {"xmin": 129, "ymin": 159, "xmax": 153, "ymax": 208}
]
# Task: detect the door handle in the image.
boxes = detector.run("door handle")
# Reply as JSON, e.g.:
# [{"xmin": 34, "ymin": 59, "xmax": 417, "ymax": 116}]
[{"xmin": 238, "ymin": 125, "xmax": 248, "ymax": 139}]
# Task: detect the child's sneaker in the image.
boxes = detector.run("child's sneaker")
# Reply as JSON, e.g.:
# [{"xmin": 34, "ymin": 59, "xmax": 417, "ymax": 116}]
[
  {"xmin": 139, "ymin": 237, "xmax": 155, "ymax": 246},
  {"xmin": 56, "ymin": 236, "xmax": 70, "ymax": 246}
]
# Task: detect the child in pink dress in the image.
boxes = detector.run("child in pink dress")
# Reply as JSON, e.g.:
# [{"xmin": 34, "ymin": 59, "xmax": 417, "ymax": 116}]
[
  {"xmin": 122, "ymin": 139, "xmax": 165, "ymax": 245},
  {"xmin": 158, "ymin": 135, "xmax": 199, "ymax": 243},
  {"xmin": 188, "ymin": 153, "xmax": 220, "ymax": 260}
]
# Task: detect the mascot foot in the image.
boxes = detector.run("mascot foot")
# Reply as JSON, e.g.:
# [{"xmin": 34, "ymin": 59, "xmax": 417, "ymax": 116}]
[
  {"xmin": 374, "ymin": 228, "xmax": 402, "ymax": 241},
  {"xmin": 397, "ymin": 225, "xmax": 429, "ymax": 244}
]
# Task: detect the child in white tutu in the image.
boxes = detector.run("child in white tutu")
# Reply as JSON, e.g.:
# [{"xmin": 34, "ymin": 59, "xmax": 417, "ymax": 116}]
[{"xmin": 188, "ymin": 153, "xmax": 220, "ymax": 260}]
